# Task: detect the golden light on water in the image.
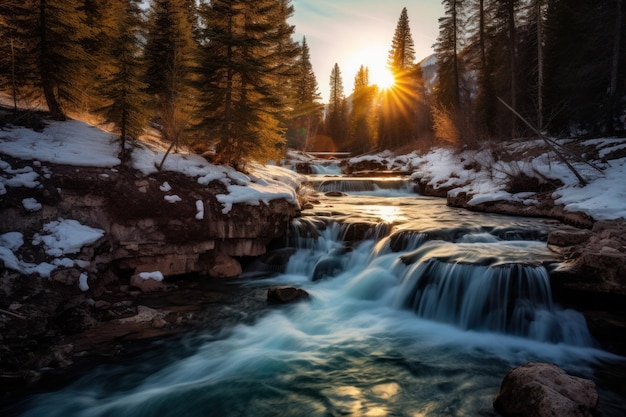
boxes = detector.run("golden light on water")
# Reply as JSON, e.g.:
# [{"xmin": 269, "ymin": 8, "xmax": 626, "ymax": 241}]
[{"xmin": 369, "ymin": 205, "xmax": 405, "ymax": 223}]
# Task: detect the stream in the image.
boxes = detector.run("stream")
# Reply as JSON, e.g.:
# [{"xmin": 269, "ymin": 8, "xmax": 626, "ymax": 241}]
[{"xmin": 11, "ymin": 166, "xmax": 626, "ymax": 416}]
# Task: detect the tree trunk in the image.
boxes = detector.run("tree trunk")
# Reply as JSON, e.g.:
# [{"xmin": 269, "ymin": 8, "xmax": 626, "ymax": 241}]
[
  {"xmin": 10, "ymin": 37, "xmax": 17, "ymax": 113},
  {"xmin": 39, "ymin": 0, "xmax": 65, "ymax": 119},
  {"xmin": 607, "ymin": 0, "xmax": 622, "ymax": 135},
  {"xmin": 507, "ymin": 0, "xmax": 517, "ymax": 138},
  {"xmin": 452, "ymin": 0, "xmax": 460, "ymax": 109},
  {"xmin": 536, "ymin": 0, "xmax": 544, "ymax": 131}
]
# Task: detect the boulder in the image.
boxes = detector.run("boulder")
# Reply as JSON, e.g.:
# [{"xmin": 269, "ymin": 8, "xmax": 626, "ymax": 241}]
[
  {"xmin": 207, "ymin": 253, "xmax": 242, "ymax": 278},
  {"xmin": 493, "ymin": 362, "xmax": 600, "ymax": 417},
  {"xmin": 267, "ymin": 286, "xmax": 310, "ymax": 304},
  {"xmin": 130, "ymin": 273, "xmax": 166, "ymax": 292}
]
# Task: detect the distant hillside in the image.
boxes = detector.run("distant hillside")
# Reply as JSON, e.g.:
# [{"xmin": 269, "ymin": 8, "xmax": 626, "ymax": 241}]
[{"xmin": 419, "ymin": 54, "xmax": 438, "ymax": 92}]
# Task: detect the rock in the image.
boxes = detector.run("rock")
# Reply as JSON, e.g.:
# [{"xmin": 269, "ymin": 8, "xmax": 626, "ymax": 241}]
[
  {"xmin": 117, "ymin": 305, "xmax": 168, "ymax": 324},
  {"xmin": 207, "ymin": 253, "xmax": 242, "ymax": 278},
  {"xmin": 130, "ymin": 274, "xmax": 166, "ymax": 292},
  {"xmin": 547, "ymin": 228, "xmax": 592, "ymax": 246},
  {"xmin": 493, "ymin": 362, "xmax": 600, "ymax": 417},
  {"xmin": 325, "ymin": 191, "xmax": 345, "ymax": 197},
  {"xmin": 51, "ymin": 268, "xmax": 82, "ymax": 286},
  {"xmin": 312, "ymin": 255, "xmax": 345, "ymax": 281},
  {"xmin": 267, "ymin": 286, "xmax": 310, "ymax": 304}
]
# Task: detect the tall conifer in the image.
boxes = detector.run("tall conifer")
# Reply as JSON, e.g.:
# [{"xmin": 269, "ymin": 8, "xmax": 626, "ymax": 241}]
[
  {"xmin": 349, "ymin": 65, "xmax": 377, "ymax": 153},
  {"xmin": 380, "ymin": 7, "xmax": 419, "ymax": 149},
  {"xmin": 144, "ymin": 0, "xmax": 199, "ymax": 166},
  {"xmin": 287, "ymin": 36, "xmax": 323, "ymax": 150},
  {"xmin": 327, "ymin": 63, "xmax": 349, "ymax": 150},
  {"xmin": 197, "ymin": 0, "xmax": 297, "ymax": 166},
  {"xmin": 95, "ymin": 0, "xmax": 148, "ymax": 158},
  {"xmin": 0, "ymin": 0, "xmax": 90, "ymax": 119}
]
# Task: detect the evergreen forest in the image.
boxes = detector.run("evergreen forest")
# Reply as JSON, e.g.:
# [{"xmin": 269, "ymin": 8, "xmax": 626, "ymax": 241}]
[{"xmin": 0, "ymin": 0, "xmax": 624, "ymax": 167}]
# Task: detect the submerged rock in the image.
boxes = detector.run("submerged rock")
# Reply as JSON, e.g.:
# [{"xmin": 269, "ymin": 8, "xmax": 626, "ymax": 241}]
[
  {"xmin": 493, "ymin": 362, "xmax": 600, "ymax": 417},
  {"xmin": 267, "ymin": 286, "xmax": 310, "ymax": 304}
]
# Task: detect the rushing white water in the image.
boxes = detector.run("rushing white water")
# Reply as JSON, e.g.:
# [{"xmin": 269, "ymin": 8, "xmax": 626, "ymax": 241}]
[
  {"xmin": 309, "ymin": 162, "xmax": 342, "ymax": 175},
  {"xmin": 14, "ymin": 177, "xmax": 626, "ymax": 417}
]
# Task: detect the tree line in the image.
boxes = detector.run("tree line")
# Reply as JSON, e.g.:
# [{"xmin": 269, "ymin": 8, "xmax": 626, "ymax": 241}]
[
  {"xmin": 433, "ymin": 0, "xmax": 625, "ymax": 145},
  {"xmin": 1, "ymin": 1, "xmax": 624, "ymax": 167},
  {"xmin": 0, "ymin": 0, "xmax": 317, "ymax": 167}
]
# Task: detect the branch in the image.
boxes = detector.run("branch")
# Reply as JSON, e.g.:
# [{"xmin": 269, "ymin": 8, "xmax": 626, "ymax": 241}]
[{"xmin": 497, "ymin": 97, "xmax": 588, "ymax": 186}]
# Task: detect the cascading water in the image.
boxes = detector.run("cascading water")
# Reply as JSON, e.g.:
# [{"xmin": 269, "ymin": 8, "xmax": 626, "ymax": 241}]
[{"xmin": 10, "ymin": 176, "xmax": 626, "ymax": 417}]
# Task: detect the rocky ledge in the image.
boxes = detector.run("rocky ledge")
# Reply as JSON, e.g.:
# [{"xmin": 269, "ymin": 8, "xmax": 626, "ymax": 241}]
[{"xmin": 0, "ymin": 155, "xmax": 299, "ymax": 401}]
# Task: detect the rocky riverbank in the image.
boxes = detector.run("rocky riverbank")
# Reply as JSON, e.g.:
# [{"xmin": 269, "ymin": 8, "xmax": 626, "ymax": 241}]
[{"xmin": 0, "ymin": 132, "xmax": 301, "ymax": 406}]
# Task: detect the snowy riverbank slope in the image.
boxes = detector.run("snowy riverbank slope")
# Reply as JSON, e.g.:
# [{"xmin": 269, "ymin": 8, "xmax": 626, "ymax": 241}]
[
  {"xmin": 347, "ymin": 138, "xmax": 626, "ymax": 222},
  {"xmin": 1, "ymin": 118, "xmax": 303, "ymax": 283}
]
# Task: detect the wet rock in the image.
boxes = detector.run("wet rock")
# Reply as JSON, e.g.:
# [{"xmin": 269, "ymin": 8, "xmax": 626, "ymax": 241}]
[
  {"xmin": 325, "ymin": 191, "xmax": 345, "ymax": 197},
  {"xmin": 267, "ymin": 286, "xmax": 310, "ymax": 304},
  {"xmin": 493, "ymin": 362, "xmax": 600, "ymax": 417},
  {"xmin": 312, "ymin": 255, "xmax": 344, "ymax": 281}
]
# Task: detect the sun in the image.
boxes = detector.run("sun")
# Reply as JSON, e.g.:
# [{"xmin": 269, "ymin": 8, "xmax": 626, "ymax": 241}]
[
  {"xmin": 346, "ymin": 44, "xmax": 396, "ymax": 92},
  {"xmin": 371, "ymin": 67, "xmax": 396, "ymax": 90}
]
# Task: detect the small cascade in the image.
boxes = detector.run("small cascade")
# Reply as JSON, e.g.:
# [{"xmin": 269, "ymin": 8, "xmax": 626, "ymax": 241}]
[
  {"xmin": 309, "ymin": 177, "xmax": 417, "ymax": 195},
  {"xmin": 396, "ymin": 259, "xmax": 594, "ymax": 346},
  {"xmin": 310, "ymin": 162, "xmax": 342, "ymax": 175}
]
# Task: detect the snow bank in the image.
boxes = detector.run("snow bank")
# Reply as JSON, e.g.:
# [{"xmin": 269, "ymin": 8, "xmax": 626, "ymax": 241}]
[
  {"xmin": 0, "ymin": 120, "xmax": 120, "ymax": 167},
  {"xmin": 361, "ymin": 138, "xmax": 626, "ymax": 221},
  {"xmin": 1, "ymin": 119, "xmax": 303, "ymax": 215}
]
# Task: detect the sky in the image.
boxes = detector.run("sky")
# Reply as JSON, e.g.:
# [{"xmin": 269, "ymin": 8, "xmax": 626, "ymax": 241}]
[{"xmin": 290, "ymin": 0, "xmax": 444, "ymax": 102}]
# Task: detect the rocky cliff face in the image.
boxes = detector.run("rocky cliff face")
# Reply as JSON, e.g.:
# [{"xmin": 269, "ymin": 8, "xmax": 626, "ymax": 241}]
[{"xmin": 1, "ymin": 159, "xmax": 298, "ymax": 282}]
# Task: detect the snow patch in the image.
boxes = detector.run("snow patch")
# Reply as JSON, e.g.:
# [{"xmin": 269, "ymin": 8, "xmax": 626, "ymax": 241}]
[
  {"xmin": 138, "ymin": 271, "xmax": 164, "ymax": 282},
  {"xmin": 32, "ymin": 218, "xmax": 105, "ymax": 257},
  {"xmin": 164, "ymin": 195, "xmax": 182, "ymax": 203},
  {"xmin": 22, "ymin": 197, "xmax": 42, "ymax": 212},
  {"xmin": 160, "ymin": 181, "xmax": 172, "ymax": 192},
  {"xmin": 195, "ymin": 200, "xmax": 204, "ymax": 220},
  {"xmin": 79, "ymin": 273, "xmax": 89, "ymax": 291}
]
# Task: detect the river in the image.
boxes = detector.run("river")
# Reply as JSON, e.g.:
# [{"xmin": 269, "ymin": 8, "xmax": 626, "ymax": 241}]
[{"xmin": 11, "ymin": 168, "xmax": 626, "ymax": 416}]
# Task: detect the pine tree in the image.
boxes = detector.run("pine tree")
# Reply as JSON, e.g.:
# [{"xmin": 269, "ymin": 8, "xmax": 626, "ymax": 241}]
[
  {"xmin": 0, "ymin": 0, "xmax": 90, "ymax": 119},
  {"xmin": 95, "ymin": 0, "xmax": 148, "ymax": 158},
  {"xmin": 40, "ymin": 0, "xmax": 92, "ymax": 118},
  {"xmin": 197, "ymin": 0, "xmax": 298, "ymax": 166},
  {"xmin": 494, "ymin": 0, "xmax": 520, "ymax": 137},
  {"xmin": 434, "ymin": 0, "xmax": 463, "ymax": 110},
  {"xmin": 0, "ymin": 1, "xmax": 37, "ymax": 113},
  {"xmin": 380, "ymin": 7, "xmax": 420, "ymax": 150},
  {"xmin": 467, "ymin": 0, "xmax": 496, "ymax": 136},
  {"xmin": 387, "ymin": 7, "xmax": 416, "ymax": 74},
  {"xmin": 326, "ymin": 63, "xmax": 349, "ymax": 150},
  {"xmin": 348, "ymin": 65, "xmax": 377, "ymax": 153},
  {"xmin": 144, "ymin": 0, "xmax": 199, "ymax": 167},
  {"xmin": 287, "ymin": 36, "xmax": 323, "ymax": 150},
  {"xmin": 543, "ymin": 0, "xmax": 620, "ymax": 135}
]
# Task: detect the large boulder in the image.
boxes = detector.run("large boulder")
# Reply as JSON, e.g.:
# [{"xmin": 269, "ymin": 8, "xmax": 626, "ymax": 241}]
[{"xmin": 493, "ymin": 362, "xmax": 600, "ymax": 417}]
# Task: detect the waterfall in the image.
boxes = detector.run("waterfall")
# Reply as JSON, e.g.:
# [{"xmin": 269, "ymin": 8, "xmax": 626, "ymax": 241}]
[
  {"xmin": 285, "ymin": 217, "xmax": 594, "ymax": 347},
  {"xmin": 395, "ymin": 259, "xmax": 594, "ymax": 346},
  {"xmin": 309, "ymin": 178, "xmax": 417, "ymax": 195}
]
